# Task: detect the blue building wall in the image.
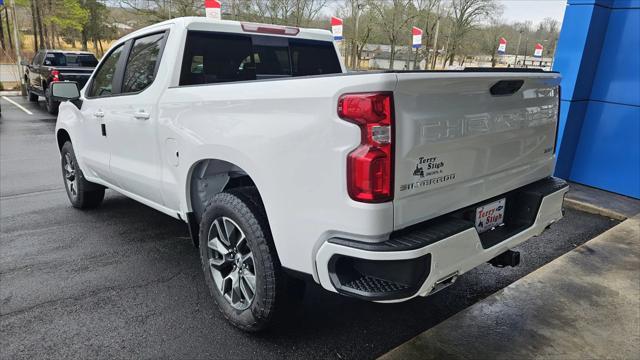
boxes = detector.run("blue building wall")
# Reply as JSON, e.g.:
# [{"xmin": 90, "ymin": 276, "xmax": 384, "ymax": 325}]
[{"xmin": 553, "ymin": 0, "xmax": 640, "ymax": 199}]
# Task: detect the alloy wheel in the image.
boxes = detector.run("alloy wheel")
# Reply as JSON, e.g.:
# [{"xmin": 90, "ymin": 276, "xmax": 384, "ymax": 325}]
[
  {"xmin": 63, "ymin": 153, "xmax": 78, "ymax": 200},
  {"xmin": 207, "ymin": 216, "xmax": 256, "ymax": 310}
]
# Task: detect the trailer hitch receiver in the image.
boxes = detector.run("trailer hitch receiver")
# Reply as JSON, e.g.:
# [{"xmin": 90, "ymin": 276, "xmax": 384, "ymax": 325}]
[{"xmin": 489, "ymin": 250, "xmax": 521, "ymax": 268}]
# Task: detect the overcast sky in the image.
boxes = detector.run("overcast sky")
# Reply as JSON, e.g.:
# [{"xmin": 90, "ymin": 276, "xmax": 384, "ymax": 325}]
[
  {"xmin": 113, "ymin": 0, "xmax": 568, "ymax": 27},
  {"xmin": 320, "ymin": 1, "xmax": 568, "ymax": 27},
  {"xmin": 499, "ymin": 0, "xmax": 567, "ymax": 24}
]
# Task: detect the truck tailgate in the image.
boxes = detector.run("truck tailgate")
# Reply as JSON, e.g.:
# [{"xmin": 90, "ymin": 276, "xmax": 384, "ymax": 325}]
[
  {"xmin": 59, "ymin": 67, "xmax": 94, "ymax": 87},
  {"xmin": 392, "ymin": 72, "xmax": 561, "ymax": 229}
]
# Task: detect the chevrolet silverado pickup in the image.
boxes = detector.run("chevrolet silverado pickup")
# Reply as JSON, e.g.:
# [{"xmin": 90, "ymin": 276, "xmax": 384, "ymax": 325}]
[
  {"xmin": 52, "ymin": 17, "xmax": 567, "ymax": 331},
  {"xmin": 23, "ymin": 50, "xmax": 98, "ymax": 114}
]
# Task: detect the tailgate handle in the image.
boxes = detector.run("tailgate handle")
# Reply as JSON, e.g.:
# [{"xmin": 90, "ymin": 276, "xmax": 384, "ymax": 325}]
[{"xmin": 490, "ymin": 80, "xmax": 524, "ymax": 96}]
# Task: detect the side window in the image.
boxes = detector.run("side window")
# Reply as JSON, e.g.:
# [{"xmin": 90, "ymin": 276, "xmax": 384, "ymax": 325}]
[
  {"xmin": 180, "ymin": 32, "xmax": 254, "ymax": 85},
  {"xmin": 290, "ymin": 40, "xmax": 341, "ymax": 76},
  {"xmin": 178, "ymin": 31, "xmax": 342, "ymax": 86},
  {"xmin": 88, "ymin": 44, "xmax": 125, "ymax": 98},
  {"xmin": 121, "ymin": 32, "xmax": 165, "ymax": 93}
]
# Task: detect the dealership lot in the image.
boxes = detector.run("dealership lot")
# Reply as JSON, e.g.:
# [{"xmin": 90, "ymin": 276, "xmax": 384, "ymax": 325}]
[{"xmin": 0, "ymin": 96, "xmax": 618, "ymax": 359}]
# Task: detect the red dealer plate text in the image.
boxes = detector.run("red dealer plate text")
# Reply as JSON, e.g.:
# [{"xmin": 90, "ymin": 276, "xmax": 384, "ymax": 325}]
[{"xmin": 475, "ymin": 198, "xmax": 506, "ymax": 233}]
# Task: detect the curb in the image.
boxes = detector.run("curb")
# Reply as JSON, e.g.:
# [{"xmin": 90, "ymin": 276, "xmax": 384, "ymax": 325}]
[
  {"xmin": 563, "ymin": 197, "xmax": 628, "ymax": 221},
  {"xmin": 0, "ymin": 91, "xmax": 22, "ymax": 96}
]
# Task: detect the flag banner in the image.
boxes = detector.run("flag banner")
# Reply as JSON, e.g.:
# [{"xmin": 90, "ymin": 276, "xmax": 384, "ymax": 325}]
[
  {"xmin": 205, "ymin": 0, "xmax": 221, "ymax": 20},
  {"xmin": 497, "ymin": 37, "xmax": 507, "ymax": 54},
  {"xmin": 534, "ymin": 43, "xmax": 544, "ymax": 58},
  {"xmin": 331, "ymin": 17, "xmax": 343, "ymax": 41},
  {"xmin": 412, "ymin": 27, "xmax": 423, "ymax": 48}
]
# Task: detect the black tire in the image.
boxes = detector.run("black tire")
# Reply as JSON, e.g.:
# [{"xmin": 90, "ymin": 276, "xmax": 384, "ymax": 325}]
[
  {"xmin": 199, "ymin": 188, "xmax": 292, "ymax": 331},
  {"xmin": 60, "ymin": 141, "xmax": 105, "ymax": 209},
  {"xmin": 45, "ymin": 87, "xmax": 59, "ymax": 115},
  {"xmin": 27, "ymin": 88, "xmax": 39, "ymax": 102}
]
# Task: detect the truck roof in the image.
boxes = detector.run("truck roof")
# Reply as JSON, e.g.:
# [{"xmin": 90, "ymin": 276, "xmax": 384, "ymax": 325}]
[
  {"xmin": 120, "ymin": 16, "xmax": 334, "ymax": 44},
  {"xmin": 42, "ymin": 50, "xmax": 96, "ymax": 55}
]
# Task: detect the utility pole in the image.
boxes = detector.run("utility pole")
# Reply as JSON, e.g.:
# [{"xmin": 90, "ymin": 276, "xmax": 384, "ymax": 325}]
[
  {"xmin": 513, "ymin": 30, "xmax": 522, "ymax": 68},
  {"xmin": 550, "ymin": 39, "xmax": 558, "ymax": 70},
  {"xmin": 523, "ymin": 33, "xmax": 529, "ymax": 68},
  {"xmin": 431, "ymin": 18, "xmax": 440, "ymax": 69},
  {"xmin": 352, "ymin": 1, "xmax": 363, "ymax": 70},
  {"xmin": 9, "ymin": 0, "xmax": 26, "ymax": 95}
]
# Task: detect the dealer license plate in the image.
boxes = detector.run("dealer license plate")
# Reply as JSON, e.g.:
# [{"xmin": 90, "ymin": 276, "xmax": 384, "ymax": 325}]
[{"xmin": 475, "ymin": 198, "xmax": 506, "ymax": 233}]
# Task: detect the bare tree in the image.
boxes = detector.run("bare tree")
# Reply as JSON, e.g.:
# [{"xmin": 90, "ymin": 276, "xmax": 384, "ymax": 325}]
[
  {"xmin": 0, "ymin": 7, "xmax": 6, "ymax": 50},
  {"xmin": 370, "ymin": 0, "xmax": 418, "ymax": 69},
  {"xmin": 120, "ymin": 0, "xmax": 203, "ymax": 22},
  {"xmin": 540, "ymin": 17, "xmax": 560, "ymax": 58},
  {"xmin": 252, "ymin": 0, "xmax": 327, "ymax": 26},
  {"xmin": 4, "ymin": 7, "xmax": 13, "ymax": 50},
  {"xmin": 412, "ymin": 0, "xmax": 440, "ymax": 69},
  {"xmin": 445, "ymin": 0, "xmax": 497, "ymax": 66},
  {"xmin": 478, "ymin": 7, "xmax": 505, "ymax": 67}
]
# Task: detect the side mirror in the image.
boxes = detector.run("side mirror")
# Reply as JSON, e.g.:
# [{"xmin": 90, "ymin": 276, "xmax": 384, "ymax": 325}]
[
  {"xmin": 50, "ymin": 81, "xmax": 80, "ymax": 102},
  {"xmin": 20, "ymin": 60, "xmax": 29, "ymax": 66}
]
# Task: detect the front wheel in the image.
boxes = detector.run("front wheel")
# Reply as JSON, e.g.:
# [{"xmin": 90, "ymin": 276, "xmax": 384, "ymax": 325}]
[
  {"xmin": 199, "ymin": 188, "xmax": 294, "ymax": 331},
  {"xmin": 60, "ymin": 141, "xmax": 105, "ymax": 209}
]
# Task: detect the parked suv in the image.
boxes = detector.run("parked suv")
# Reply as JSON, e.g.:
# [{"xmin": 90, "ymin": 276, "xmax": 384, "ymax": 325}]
[
  {"xmin": 52, "ymin": 17, "xmax": 568, "ymax": 331},
  {"xmin": 23, "ymin": 50, "xmax": 98, "ymax": 114}
]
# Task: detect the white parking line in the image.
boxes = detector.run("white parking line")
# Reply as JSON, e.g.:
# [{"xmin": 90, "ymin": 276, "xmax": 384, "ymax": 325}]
[{"xmin": 2, "ymin": 96, "xmax": 34, "ymax": 115}]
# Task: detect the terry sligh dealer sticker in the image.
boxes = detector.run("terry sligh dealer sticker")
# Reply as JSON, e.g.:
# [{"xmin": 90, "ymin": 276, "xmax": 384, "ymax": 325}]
[
  {"xmin": 400, "ymin": 155, "xmax": 456, "ymax": 192},
  {"xmin": 475, "ymin": 198, "xmax": 506, "ymax": 233}
]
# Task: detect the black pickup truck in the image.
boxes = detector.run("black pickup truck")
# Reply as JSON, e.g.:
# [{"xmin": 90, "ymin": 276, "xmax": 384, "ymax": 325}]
[{"xmin": 23, "ymin": 50, "xmax": 98, "ymax": 114}]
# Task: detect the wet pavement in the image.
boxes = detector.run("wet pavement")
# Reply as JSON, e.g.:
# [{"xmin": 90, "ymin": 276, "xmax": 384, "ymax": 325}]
[
  {"xmin": 381, "ymin": 214, "xmax": 640, "ymax": 360},
  {"xmin": 0, "ymin": 95, "xmax": 619, "ymax": 359}
]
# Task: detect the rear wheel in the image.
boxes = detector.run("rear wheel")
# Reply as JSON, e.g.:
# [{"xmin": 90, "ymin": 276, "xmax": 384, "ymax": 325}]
[
  {"xmin": 60, "ymin": 141, "xmax": 105, "ymax": 209},
  {"xmin": 199, "ymin": 188, "xmax": 301, "ymax": 331},
  {"xmin": 27, "ymin": 86, "xmax": 38, "ymax": 102},
  {"xmin": 45, "ymin": 87, "xmax": 59, "ymax": 114}
]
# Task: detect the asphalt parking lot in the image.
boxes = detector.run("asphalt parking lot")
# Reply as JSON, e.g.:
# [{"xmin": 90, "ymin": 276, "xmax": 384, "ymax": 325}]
[{"xmin": 0, "ymin": 95, "xmax": 619, "ymax": 360}]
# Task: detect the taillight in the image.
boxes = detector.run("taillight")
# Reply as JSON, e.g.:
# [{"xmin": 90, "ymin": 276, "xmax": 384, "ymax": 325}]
[
  {"xmin": 338, "ymin": 92, "xmax": 394, "ymax": 203},
  {"xmin": 51, "ymin": 70, "xmax": 60, "ymax": 82}
]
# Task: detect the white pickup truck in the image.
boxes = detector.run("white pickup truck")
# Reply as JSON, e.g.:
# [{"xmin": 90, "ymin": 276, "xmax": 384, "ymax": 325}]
[{"xmin": 52, "ymin": 17, "xmax": 567, "ymax": 331}]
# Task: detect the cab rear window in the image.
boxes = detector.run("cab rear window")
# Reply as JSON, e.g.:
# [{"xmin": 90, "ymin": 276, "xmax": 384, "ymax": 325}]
[
  {"xmin": 179, "ymin": 31, "xmax": 341, "ymax": 86},
  {"xmin": 65, "ymin": 54, "xmax": 99, "ymax": 67},
  {"xmin": 43, "ymin": 53, "xmax": 98, "ymax": 67}
]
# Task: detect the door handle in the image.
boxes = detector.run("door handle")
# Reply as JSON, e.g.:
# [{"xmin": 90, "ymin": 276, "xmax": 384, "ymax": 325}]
[
  {"xmin": 133, "ymin": 110, "xmax": 150, "ymax": 120},
  {"xmin": 93, "ymin": 110, "xmax": 104, "ymax": 118}
]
